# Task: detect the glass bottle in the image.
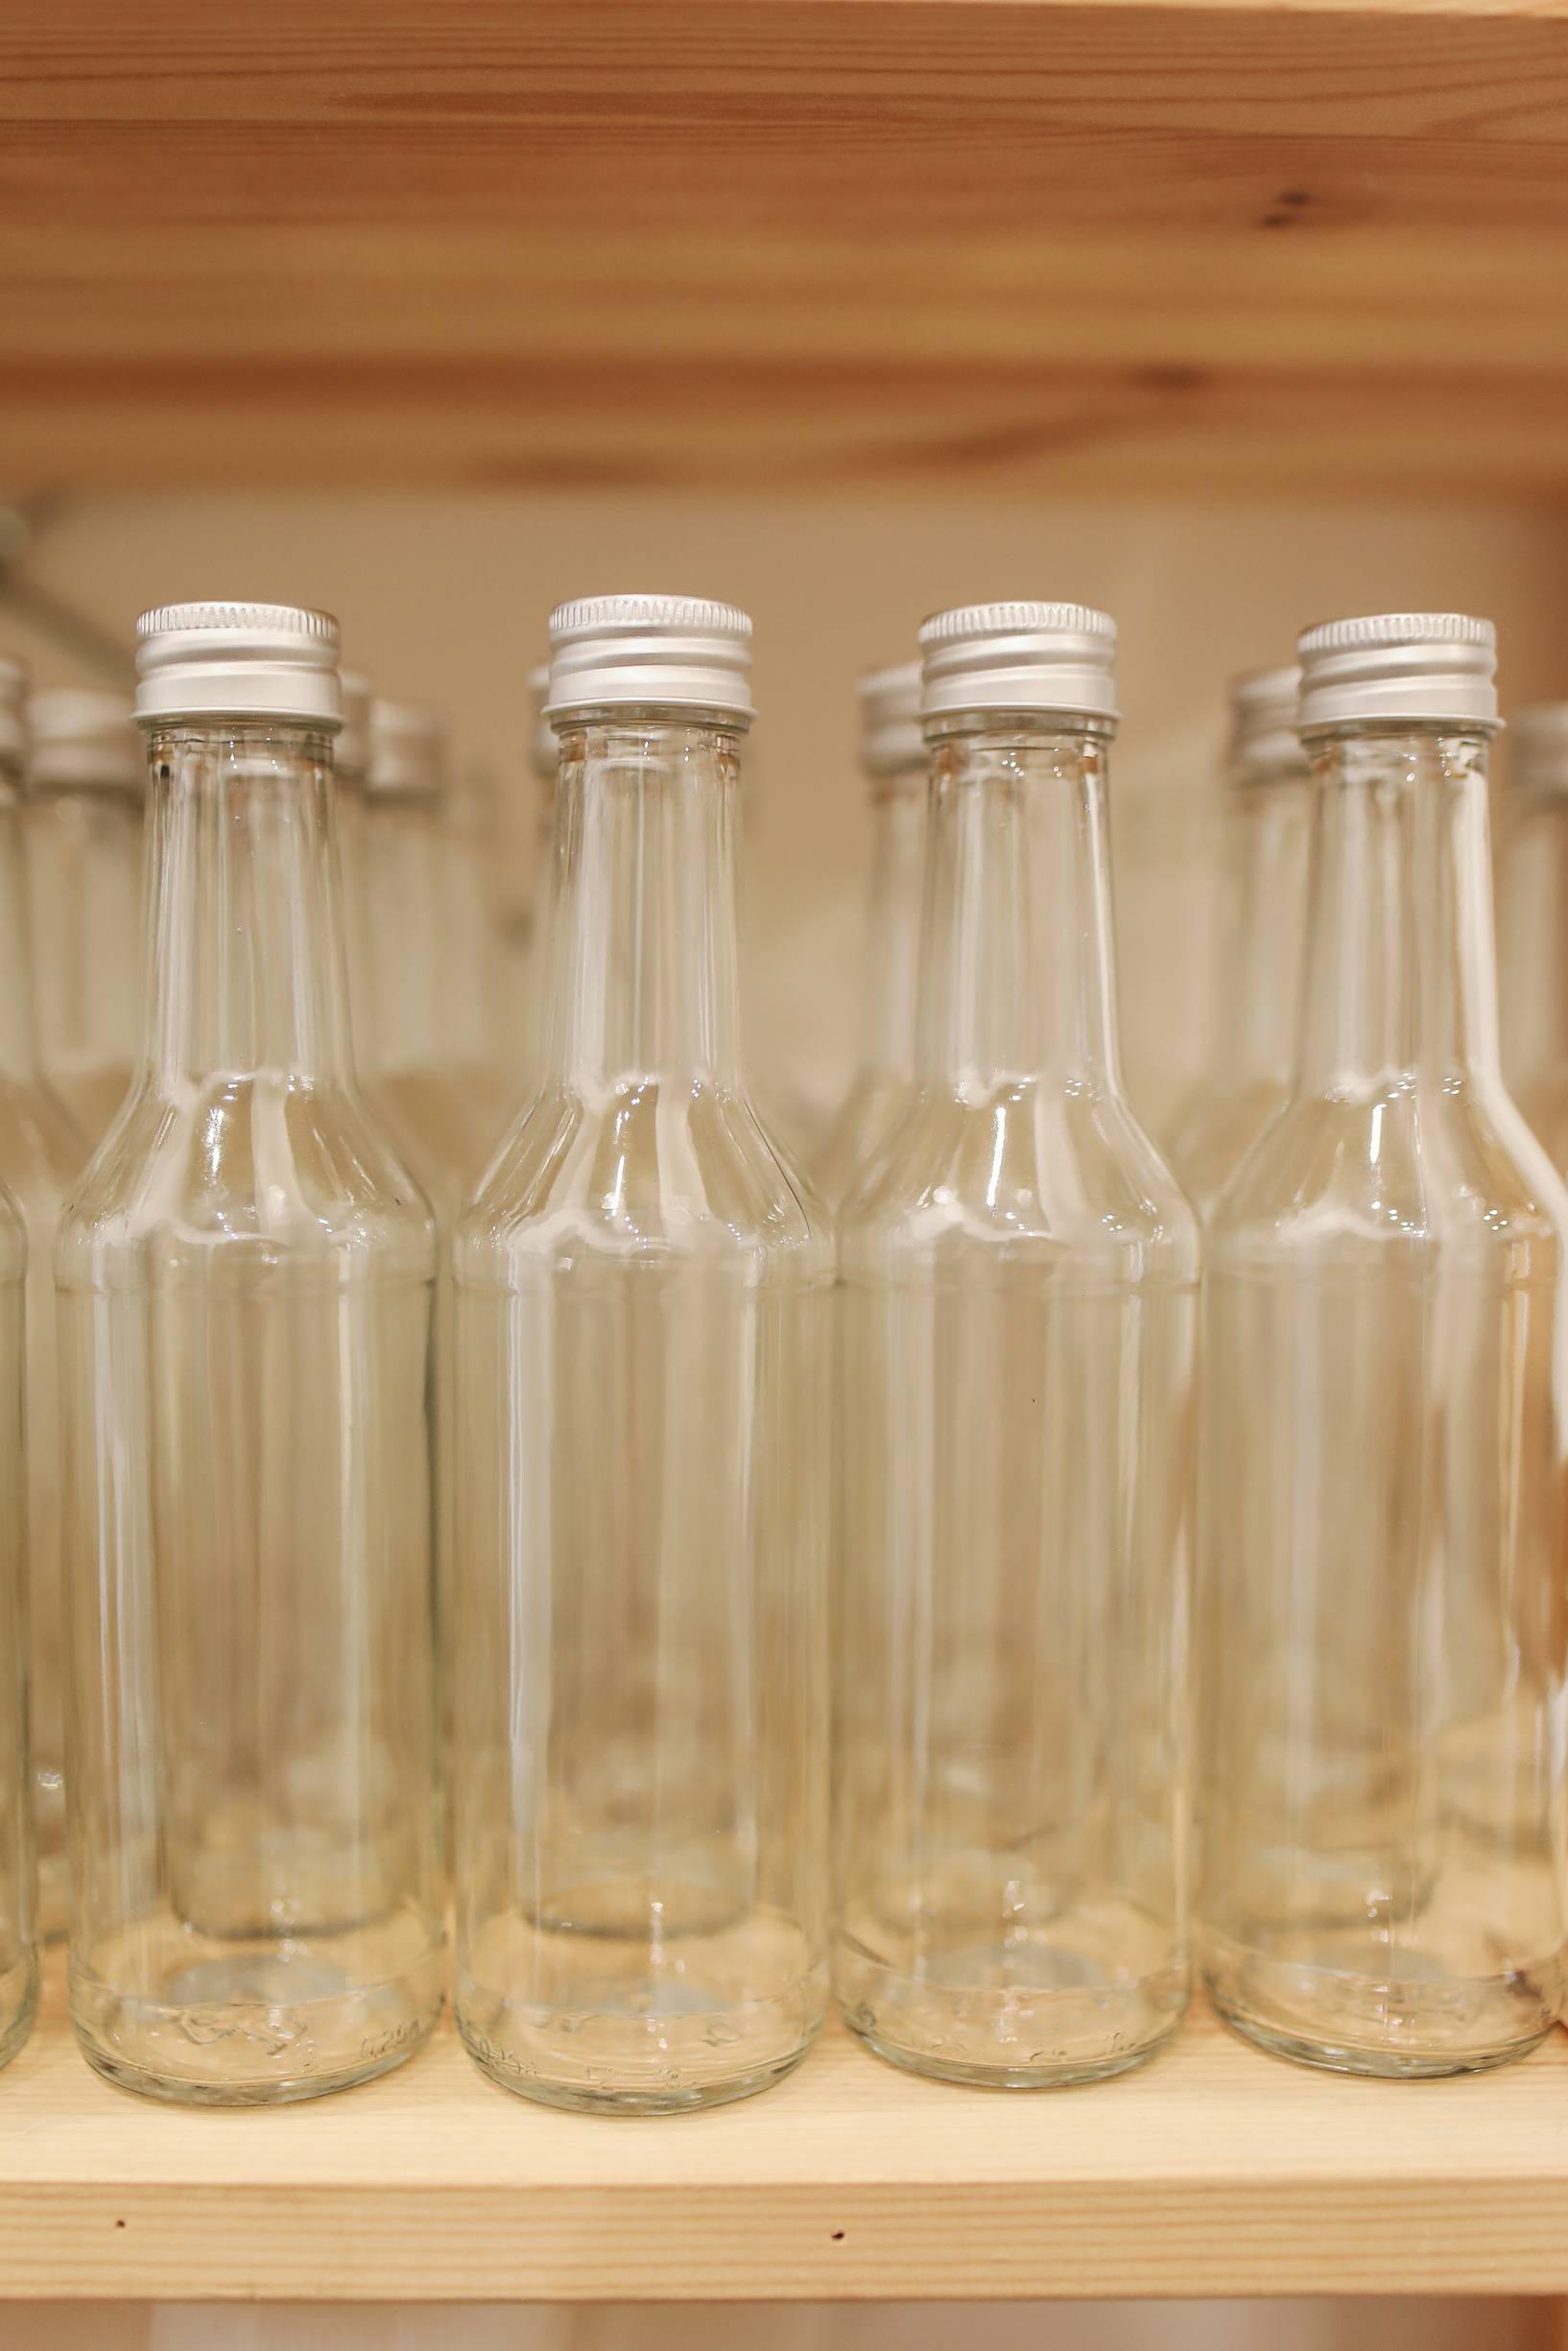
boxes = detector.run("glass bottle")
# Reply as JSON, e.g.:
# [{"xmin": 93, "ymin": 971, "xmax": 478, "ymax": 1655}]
[
  {"xmin": 516, "ymin": 659, "xmax": 558, "ymax": 1094},
  {"xmin": 1200, "ymin": 612, "xmax": 1568, "ymax": 2077},
  {"xmin": 23, "ymin": 688, "xmax": 144, "ymax": 1150},
  {"xmin": 0, "ymin": 659, "xmax": 87, "ymax": 1944},
  {"xmin": 1495, "ymin": 703, "xmax": 1568, "ymax": 1175},
  {"xmin": 454, "ymin": 595, "xmax": 832, "ymax": 2113},
  {"xmin": 331, "ymin": 669, "xmax": 376, "ymax": 1080},
  {"xmin": 813, "ymin": 661, "xmax": 928, "ymax": 1211},
  {"xmin": 0, "ymin": 1125, "xmax": 34, "ymax": 2067},
  {"xmin": 836, "ymin": 604, "xmax": 1200, "ymax": 2087},
  {"xmin": 1162, "ymin": 667, "xmax": 1312, "ymax": 1222},
  {"xmin": 58, "ymin": 603, "xmax": 445, "ymax": 2103}
]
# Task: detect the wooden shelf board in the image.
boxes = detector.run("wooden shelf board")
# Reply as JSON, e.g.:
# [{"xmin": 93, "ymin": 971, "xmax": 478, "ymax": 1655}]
[
  {"xmin": 8, "ymin": 3, "xmax": 1568, "ymax": 492},
  {"xmin": 2, "ymin": 1950, "xmax": 1567, "ymax": 2303}
]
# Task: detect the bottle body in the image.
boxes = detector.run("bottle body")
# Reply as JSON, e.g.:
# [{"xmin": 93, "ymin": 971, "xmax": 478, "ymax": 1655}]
[
  {"xmin": 454, "ymin": 713, "xmax": 831, "ymax": 2112},
  {"xmin": 59, "ymin": 722, "xmax": 444, "ymax": 2102},
  {"xmin": 1200, "ymin": 728, "xmax": 1568, "ymax": 2075},
  {"xmin": 24, "ymin": 783, "xmax": 143, "ymax": 1150},
  {"xmin": 0, "ymin": 1182, "xmax": 36, "ymax": 2065},
  {"xmin": 835, "ymin": 720, "xmax": 1198, "ymax": 2086}
]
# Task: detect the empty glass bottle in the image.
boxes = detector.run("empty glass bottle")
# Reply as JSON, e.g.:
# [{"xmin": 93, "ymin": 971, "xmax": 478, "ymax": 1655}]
[
  {"xmin": 24, "ymin": 688, "xmax": 144, "ymax": 1150},
  {"xmin": 1200, "ymin": 613, "xmax": 1568, "ymax": 2077},
  {"xmin": 454, "ymin": 595, "xmax": 832, "ymax": 2112},
  {"xmin": 1163, "ymin": 667, "xmax": 1311, "ymax": 1221},
  {"xmin": 0, "ymin": 660, "xmax": 86, "ymax": 1944},
  {"xmin": 0, "ymin": 1136, "xmax": 34, "ymax": 2068},
  {"xmin": 813, "ymin": 661, "xmax": 928, "ymax": 1211},
  {"xmin": 836, "ymin": 604, "xmax": 1199, "ymax": 2087},
  {"xmin": 58, "ymin": 603, "xmax": 444, "ymax": 2102},
  {"xmin": 1495, "ymin": 703, "xmax": 1568, "ymax": 1176}
]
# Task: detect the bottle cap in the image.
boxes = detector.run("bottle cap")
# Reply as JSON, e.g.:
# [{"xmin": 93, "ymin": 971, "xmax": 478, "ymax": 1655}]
[
  {"xmin": 529, "ymin": 663, "xmax": 557, "ymax": 780},
  {"xmin": 545, "ymin": 595, "xmax": 753, "ymax": 723},
  {"xmin": 1227, "ymin": 666, "xmax": 1304, "ymax": 778},
  {"xmin": 1507, "ymin": 704, "xmax": 1568, "ymax": 796},
  {"xmin": 0, "ymin": 655, "xmax": 25, "ymax": 767},
  {"xmin": 337, "ymin": 670, "xmax": 374, "ymax": 782},
  {"xmin": 859, "ymin": 661, "xmax": 925, "ymax": 778},
  {"xmin": 26, "ymin": 688, "xmax": 140, "ymax": 793},
  {"xmin": 918, "ymin": 603, "xmax": 1118, "ymax": 724},
  {"xmin": 135, "ymin": 603, "xmax": 342, "ymax": 728},
  {"xmin": 1295, "ymin": 613, "xmax": 1497, "ymax": 734},
  {"xmin": 368, "ymin": 699, "xmax": 446, "ymax": 796}
]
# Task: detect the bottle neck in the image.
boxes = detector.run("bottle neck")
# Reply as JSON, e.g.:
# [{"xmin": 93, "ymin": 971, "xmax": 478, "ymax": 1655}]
[
  {"xmin": 1211, "ymin": 768, "xmax": 1312, "ymax": 1088},
  {"xmin": 918, "ymin": 717, "xmax": 1122, "ymax": 1090},
  {"xmin": 858, "ymin": 771, "xmax": 926, "ymax": 1082},
  {"xmin": 1296, "ymin": 726, "xmax": 1500, "ymax": 1096},
  {"xmin": 360, "ymin": 790, "xmax": 448, "ymax": 1079},
  {"xmin": 0, "ymin": 776, "xmax": 39, "ymax": 1087},
  {"xmin": 542, "ymin": 713, "xmax": 746, "ymax": 1088},
  {"xmin": 141, "ymin": 724, "xmax": 353, "ymax": 1086},
  {"xmin": 24, "ymin": 785, "xmax": 144, "ymax": 1081}
]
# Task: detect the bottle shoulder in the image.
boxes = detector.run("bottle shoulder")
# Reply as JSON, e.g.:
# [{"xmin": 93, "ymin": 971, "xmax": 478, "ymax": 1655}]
[
  {"xmin": 457, "ymin": 1079, "xmax": 833, "ymax": 1281},
  {"xmin": 1209, "ymin": 1076, "xmax": 1568, "ymax": 1264},
  {"xmin": 56, "ymin": 1074, "xmax": 437, "ymax": 1284},
  {"xmin": 839, "ymin": 1079, "xmax": 1200, "ymax": 1283}
]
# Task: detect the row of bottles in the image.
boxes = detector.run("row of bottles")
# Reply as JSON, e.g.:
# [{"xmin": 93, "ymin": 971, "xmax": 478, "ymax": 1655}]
[{"xmin": 0, "ymin": 596, "xmax": 1566, "ymax": 2114}]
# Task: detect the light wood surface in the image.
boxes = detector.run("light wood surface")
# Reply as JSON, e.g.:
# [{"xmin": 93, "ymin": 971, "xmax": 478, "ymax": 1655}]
[
  {"xmin": 8, "ymin": 1, "xmax": 1568, "ymax": 491},
  {"xmin": 0, "ymin": 1948, "xmax": 1566, "ymax": 2303}
]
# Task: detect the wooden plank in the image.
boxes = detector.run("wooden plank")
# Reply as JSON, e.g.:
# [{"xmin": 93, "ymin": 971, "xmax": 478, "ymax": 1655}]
[
  {"xmin": 7, "ymin": 1, "xmax": 1568, "ymax": 489},
  {"xmin": 0, "ymin": 1949, "xmax": 1566, "ymax": 2302}
]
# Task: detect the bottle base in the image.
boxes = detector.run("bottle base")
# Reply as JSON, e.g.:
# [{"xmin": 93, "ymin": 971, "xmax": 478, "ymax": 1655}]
[
  {"xmin": 70, "ymin": 1916, "xmax": 448, "ymax": 2106},
  {"xmin": 833, "ymin": 1919, "xmax": 1189, "ymax": 2089},
  {"xmin": 1202, "ymin": 1933, "xmax": 1560, "ymax": 2079},
  {"xmin": 458, "ymin": 1907, "xmax": 826, "ymax": 2115},
  {"xmin": 0, "ymin": 1946, "xmax": 38, "ymax": 2072}
]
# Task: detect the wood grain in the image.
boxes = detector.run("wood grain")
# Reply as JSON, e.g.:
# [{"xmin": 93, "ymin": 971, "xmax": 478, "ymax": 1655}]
[
  {"xmin": 1, "ymin": 1949, "xmax": 1567, "ymax": 2302},
  {"xmin": 7, "ymin": 1, "xmax": 1568, "ymax": 489}
]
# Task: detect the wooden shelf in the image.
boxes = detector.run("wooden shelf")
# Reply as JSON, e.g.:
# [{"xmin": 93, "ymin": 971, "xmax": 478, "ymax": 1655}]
[
  {"xmin": 8, "ymin": 1, "xmax": 1568, "ymax": 493},
  {"xmin": 2, "ymin": 1949, "xmax": 1568, "ymax": 2304}
]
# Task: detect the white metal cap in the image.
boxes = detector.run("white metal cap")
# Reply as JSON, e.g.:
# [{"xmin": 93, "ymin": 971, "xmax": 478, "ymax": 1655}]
[
  {"xmin": 1296, "ymin": 613, "xmax": 1497, "ymax": 734},
  {"xmin": 135, "ymin": 602, "xmax": 342, "ymax": 728},
  {"xmin": 918, "ymin": 603, "xmax": 1119, "ymax": 724},
  {"xmin": 26, "ymin": 688, "xmax": 140, "ymax": 792},
  {"xmin": 545, "ymin": 595, "xmax": 753, "ymax": 724},
  {"xmin": 368, "ymin": 699, "xmax": 446, "ymax": 796},
  {"xmin": 0, "ymin": 655, "xmax": 25, "ymax": 767},
  {"xmin": 859, "ymin": 661, "xmax": 925, "ymax": 778},
  {"xmin": 529, "ymin": 662, "xmax": 556, "ymax": 780},
  {"xmin": 1227, "ymin": 666, "xmax": 1304, "ymax": 778},
  {"xmin": 337, "ymin": 670, "xmax": 374, "ymax": 781}
]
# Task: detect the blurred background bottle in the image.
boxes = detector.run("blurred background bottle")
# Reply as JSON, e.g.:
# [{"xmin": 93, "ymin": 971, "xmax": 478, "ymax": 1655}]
[
  {"xmin": 0, "ymin": 1138, "xmax": 34, "ymax": 2068},
  {"xmin": 0, "ymin": 658, "xmax": 86, "ymax": 1944},
  {"xmin": 454, "ymin": 595, "xmax": 832, "ymax": 2112},
  {"xmin": 1200, "ymin": 613, "xmax": 1568, "ymax": 2077},
  {"xmin": 812, "ymin": 660, "xmax": 927, "ymax": 1211},
  {"xmin": 331, "ymin": 670, "xmax": 375, "ymax": 1079},
  {"xmin": 835, "ymin": 603, "xmax": 1199, "ymax": 2086},
  {"xmin": 1162, "ymin": 667, "xmax": 1311, "ymax": 1221},
  {"xmin": 59, "ymin": 603, "xmax": 444, "ymax": 2102},
  {"xmin": 23, "ymin": 688, "xmax": 144, "ymax": 1150},
  {"xmin": 1495, "ymin": 702, "xmax": 1568, "ymax": 1176}
]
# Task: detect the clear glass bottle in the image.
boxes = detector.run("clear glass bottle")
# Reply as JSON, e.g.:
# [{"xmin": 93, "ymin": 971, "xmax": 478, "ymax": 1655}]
[
  {"xmin": 331, "ymin": 670, "xmax": 376, "ymax": 1080},
  {"xmin": 0, "ymin": 1139, "xmax": 35, "ymax": 2068},
  {"xmin": 1200, "ymin": 613, "xmax": 1568, "ymax": 2077},
  {"xmin": 454, "ymin": 595, "xmax": 832, "ymax": 2113},
  {"xmin": 1162, "ymin": 667, "xmax": 1312, "ymax": 1222},
  {"xmin": 515, "ymin": 659, "xmax": 558, "ymax": 1095},
  {"xmin": 1495, "ymin": 703, "xmax": 1568, "ymax": 1176},
  {"xmin": 23, "ymin": 688, "xmax": 144, "ymax": 1150},
  {"xmin": 57, "ymin": 603, "xmax": 445, "ymax": 2103},
  {"xmin": 0, "ymin": 660, "xmax": 87, "ymax": 1944},
  {"xmin": 835, "ymin": 604, "xmax": 1200, "ymax": 2087},
  {"xmin": 813, "ymin": 661, "xmax": 928, "ymax": 1211}
]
